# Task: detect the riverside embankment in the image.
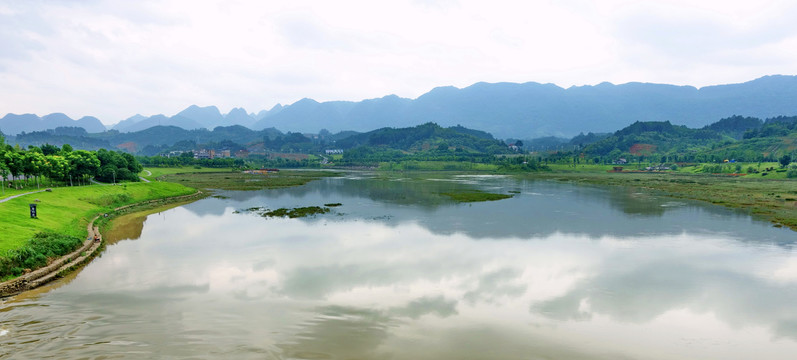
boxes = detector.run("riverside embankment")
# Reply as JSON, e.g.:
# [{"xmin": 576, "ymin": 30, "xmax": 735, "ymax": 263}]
[
  {"xmin": 0, "ymin": 181, "xmax": 199, "ymax": 293},
  {"xmin": 0, "ymin": 189, "xmax": 203, "ymax": 296}
]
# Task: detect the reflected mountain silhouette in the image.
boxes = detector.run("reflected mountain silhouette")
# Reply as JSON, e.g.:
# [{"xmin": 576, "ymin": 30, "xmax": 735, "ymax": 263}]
[{"xmin": 179, "ymin": 174, "xmax": 795, "ymax": 244}]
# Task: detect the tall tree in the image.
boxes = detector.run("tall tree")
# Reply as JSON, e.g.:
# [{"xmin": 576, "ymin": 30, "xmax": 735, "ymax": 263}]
[
  {"xmin": 23, "ymin": 151, "xmax": 47, "ymax": 188},
  {"xmin": 781, "ymin": 154, "xmax": 792, "ymax": 168},
  {"xmin": 45, "ymin": 155, "xmax": 69, "ymax": 184},
  {"xmin": 4, "ymin": 151, "xmax": 24, "ymax": 189}
]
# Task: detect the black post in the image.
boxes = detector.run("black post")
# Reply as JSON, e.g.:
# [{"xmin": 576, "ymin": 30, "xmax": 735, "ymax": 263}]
[{"xmin": 29, "ymin": 203, "xmax": 37, "ymax": 218}]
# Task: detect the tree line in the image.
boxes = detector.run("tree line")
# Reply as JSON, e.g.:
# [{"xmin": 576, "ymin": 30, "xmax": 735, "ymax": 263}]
[{"xmin": 0, "ymin": 136, "xmax": 142, "ymax": 190}]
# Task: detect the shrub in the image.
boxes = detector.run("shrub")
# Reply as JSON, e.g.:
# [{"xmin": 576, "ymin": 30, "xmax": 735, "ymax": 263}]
[
  {"xmin": 87, "ymin": 193, "xmax": 133, "ymax": 206},
  {"xmin": 0, "ymin": 232, "xmax": 84, "ymax": 279},
  {"xmin": 787, "ymin": 169, "xmax": 797, "ymax": 179}
]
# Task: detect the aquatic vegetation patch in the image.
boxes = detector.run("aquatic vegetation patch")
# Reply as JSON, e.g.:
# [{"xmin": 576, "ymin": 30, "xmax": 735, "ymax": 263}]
[
  {"xmin": 442, "ymin": 190, "xmax": 513, "ymax": 203},
  {"xmin": 240, "ymin": 206, "xmax": 332, "ymax": 218},
  {"xmin": 324, "ymin": 203, "xmax": 343, "ymax": 207}
]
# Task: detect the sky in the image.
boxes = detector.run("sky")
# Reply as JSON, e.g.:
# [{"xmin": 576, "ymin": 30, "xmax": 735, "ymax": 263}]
[{"xmin": 1, "ymin": 0, "xmax": 796, "ymax": 125}]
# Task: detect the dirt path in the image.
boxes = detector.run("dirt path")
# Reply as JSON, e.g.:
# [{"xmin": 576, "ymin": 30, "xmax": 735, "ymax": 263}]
[{"xmin": 0, "ymin": 189, "xmax": 48, "ymax": 204}]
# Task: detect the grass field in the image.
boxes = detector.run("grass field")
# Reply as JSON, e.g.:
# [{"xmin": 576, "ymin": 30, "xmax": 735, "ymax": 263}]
[
  {"xmin": 139, "ymin": 166, "xmax": 235, "ymax": 181},
  {"xmin": 160, "ymin": 170, "xmax": 340, "ymax": 191},
  {"xmin": 546, "ymin": 162, "xmax": 791, "ymax": 178},
  {"xmin": 0, "ymin": 182, "xmax": 195, "ymax": 254}
]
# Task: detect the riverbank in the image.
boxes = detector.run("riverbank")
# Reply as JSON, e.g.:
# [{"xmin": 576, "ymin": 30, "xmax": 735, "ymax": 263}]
[
  {"xmin": 0, "ymin": 189, "xmax": 204, "ymax": 296},
  {"xmin": 523, "ymin": 171, "xmax": 797, "ymax": 231},
  {"xmin": 0, "ymin": 215, "xmax": 104, "ymax": 296},
  {"xmin": 0, "ymin": 182, "xmax": 196, "ymax": 253},
  {"xmin": 0, "ymin": 168, "xmax": 340, "ymax": 294}
]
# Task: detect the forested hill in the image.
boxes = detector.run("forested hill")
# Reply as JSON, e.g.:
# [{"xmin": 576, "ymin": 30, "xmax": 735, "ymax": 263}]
[
  {"xmin": 582, "ymin": 116, "xmax": 797, "ymax": 162},
  {"xmin": 11, "ymin": 125, "xmax": 283, "ymax": 154},
  {"xmin": 334, "ymin": 123, "xmax": 509, "ymax": 154}
]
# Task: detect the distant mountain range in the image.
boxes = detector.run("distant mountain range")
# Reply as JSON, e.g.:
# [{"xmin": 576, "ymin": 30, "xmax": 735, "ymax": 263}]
[
  {"xmin": 2, "ymin": 75, "xmax": 797, "ymax": 138},
  {"xmin": 0, "ymin": 113, "xmax": 106, "ymax": 135},
  {"xmin": 10, "ymin": 125, "xmax": 283, "ymax": 154}
]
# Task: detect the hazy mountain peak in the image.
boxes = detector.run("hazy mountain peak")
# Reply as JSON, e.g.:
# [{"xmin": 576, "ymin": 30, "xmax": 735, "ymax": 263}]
[
  {"xmin": 176, "ymin": 105, "xmax": 224, "ymax": 128},
  {"xmin": 227, "ymin": 107, "xmax": 247, "ymax": 115},
  {"xmin": 42, "ymin": 113, "xmax": 73, "ymax": 122},
  {"xmin": 127, "ymin": 114, "xmax": 147, "ymax": 121},
  {"xmin": 178, "ymin": 104, "xmax": 222, "ymax": 116},
  {"xmin": 75, "ymin": 116, "xmax": 106, "ymax": 133},
  {"xmin": 224, "ymin": 107, "xmax": 255, "ymax": 127},
  {"xmin": 293, "ymin": 98, "xmax": 319, "ymax": 106}
]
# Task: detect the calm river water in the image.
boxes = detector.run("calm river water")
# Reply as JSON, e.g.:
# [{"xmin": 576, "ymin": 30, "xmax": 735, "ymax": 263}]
[{"xmin": 2, "ymin": 173, "xmax": 797, "ymax": 359}]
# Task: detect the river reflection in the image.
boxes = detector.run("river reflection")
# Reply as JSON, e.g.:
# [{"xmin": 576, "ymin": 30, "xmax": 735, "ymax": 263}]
[{"xmin": 1, "ymin": 175, "xmax": 796, "ymax": 359}]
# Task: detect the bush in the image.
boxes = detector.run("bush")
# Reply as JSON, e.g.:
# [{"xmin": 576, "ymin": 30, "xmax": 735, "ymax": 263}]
[
  {"xmin": 1, "ymin": 232, "xmax": 84, "ymax": 279},
  {"xmin": 86, "ymin": 193, "xmax": 133, "ymax": 206},
  {"xmin": 787, "ymin": 169, "xmax": 797, "ymax": 178}
]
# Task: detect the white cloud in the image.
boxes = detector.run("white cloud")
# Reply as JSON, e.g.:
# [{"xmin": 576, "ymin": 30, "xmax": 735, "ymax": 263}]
[{"xmin": 0, "ymin": 0, "xmax": 795, "ymax": 123}]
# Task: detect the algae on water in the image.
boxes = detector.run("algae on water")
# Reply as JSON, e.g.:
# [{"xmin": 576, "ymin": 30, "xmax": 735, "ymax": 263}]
[{"xmin": 238, "ymin": 206, "xmax": 332, "ymax": 218}]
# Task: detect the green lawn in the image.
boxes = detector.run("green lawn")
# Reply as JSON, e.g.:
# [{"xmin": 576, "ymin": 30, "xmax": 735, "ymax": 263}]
[
  {"xmin": 140, "ymin": 166, "xmax": 235, "ymax": 181},
  {"xmin": 0, "ymin": 182, "xmax": 195, "ymax": 254}
]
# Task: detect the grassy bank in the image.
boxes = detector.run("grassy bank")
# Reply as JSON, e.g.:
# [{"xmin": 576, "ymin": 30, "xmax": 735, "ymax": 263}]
[
  {"xmin": 2, "ymin": 166, "xmax": 325, "ymax": 282},
  {"xmin": 525, "ymin": 171, "xmax": 797, "ymax": 231},
  {"xmin": 0, "ymin": 232, "xmax": 86, "ymax": 280},
  {"xmin": 546, "ymin": 162, "xmax": 791, "ymax": 179},
  {"xmin": 0, "ymin": 182, "xmax": 196, "ymax": 254},
  {"xmin": 139, "ymin": 166, "xmax": 234, "ymax": 181}
]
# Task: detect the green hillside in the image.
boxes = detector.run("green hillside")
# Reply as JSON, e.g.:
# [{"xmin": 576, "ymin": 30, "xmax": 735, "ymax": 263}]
[
  {"xmin": 335, "ymin": 122, "xmax": 508, "ymax": 153},
  {"xmin": 582, "ymin": 116, "xmax": 797, "ymax": 162}
]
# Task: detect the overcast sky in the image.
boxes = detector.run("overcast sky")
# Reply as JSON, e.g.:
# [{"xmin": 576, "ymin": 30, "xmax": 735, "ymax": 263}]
[{"xmin": 1, "ymin": 0, "xmax": 796, "ymax": 124}]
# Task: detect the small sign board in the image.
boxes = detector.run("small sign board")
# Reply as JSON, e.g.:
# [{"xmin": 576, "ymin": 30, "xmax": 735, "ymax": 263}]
[{"xmin": 29, "ymin": 203, "xmax": 37, "ymax": 218}]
